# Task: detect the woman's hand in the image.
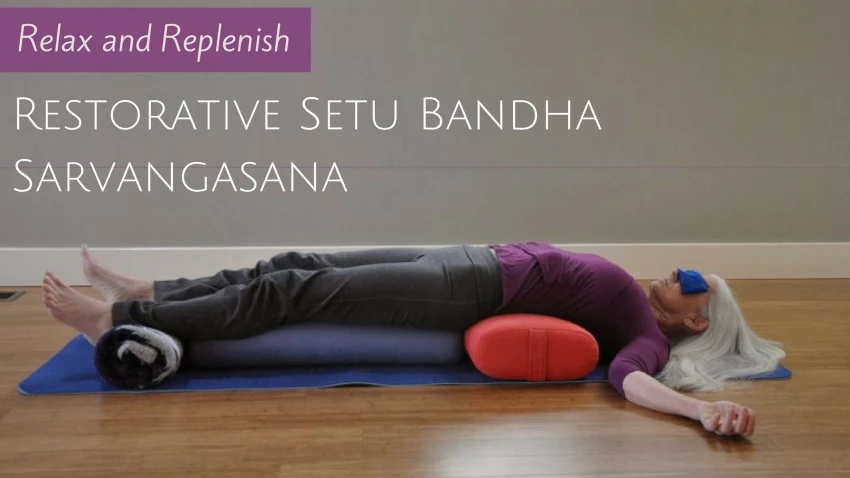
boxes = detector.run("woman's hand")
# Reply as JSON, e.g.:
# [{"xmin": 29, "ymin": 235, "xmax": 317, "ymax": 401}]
[{"xmin": 697, "ymin": 400, "xmax": 756, "ymax": 436}]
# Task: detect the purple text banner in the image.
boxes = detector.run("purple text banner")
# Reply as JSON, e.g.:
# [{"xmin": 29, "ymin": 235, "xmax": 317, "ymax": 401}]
[{"xmin": 0, "ymin": 8, "xmax": 311, "ymax": 72}]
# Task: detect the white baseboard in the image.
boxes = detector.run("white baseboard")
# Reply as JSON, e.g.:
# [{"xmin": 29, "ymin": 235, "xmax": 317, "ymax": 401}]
[{"xmin": 2, "ymin": 243, "xmax": 850, "ymax": 287}]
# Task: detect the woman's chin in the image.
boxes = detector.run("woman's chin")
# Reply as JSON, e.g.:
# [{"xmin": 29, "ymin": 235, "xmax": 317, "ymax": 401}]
[{"xmin": 648, "ymin": 280, "xmax": 662, "ymax": 296}]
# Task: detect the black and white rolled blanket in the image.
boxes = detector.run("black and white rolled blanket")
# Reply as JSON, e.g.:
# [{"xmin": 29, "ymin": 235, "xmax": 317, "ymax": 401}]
[{"xmin": 94, "ymin": 325, "xmax": 184, "ymax": 390}]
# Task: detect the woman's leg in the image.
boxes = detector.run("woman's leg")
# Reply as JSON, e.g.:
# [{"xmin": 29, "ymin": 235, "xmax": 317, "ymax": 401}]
[
  {"xmin": 81, "ymin": 245, "xmax": 156, "ymax": 303},
  {"xmin": 80, "ymin": 244, "xmax": 431, "ymax": 303},
  {"xmin": 153, "ymin": 247, "xmax": 431, "ymax": 302},
  {"xmin": 42, "ymin": 272, "xmax": 115, "ymax": 345},
  {"xmin": 109, "ymin": 245, "xmax": 503, "ymax": 341}
]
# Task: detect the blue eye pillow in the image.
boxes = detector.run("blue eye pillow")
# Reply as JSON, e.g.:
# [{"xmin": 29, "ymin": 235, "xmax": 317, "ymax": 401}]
[{"xmin": 677, "ymin": 268, "xmax": 709, "ymax": 295}]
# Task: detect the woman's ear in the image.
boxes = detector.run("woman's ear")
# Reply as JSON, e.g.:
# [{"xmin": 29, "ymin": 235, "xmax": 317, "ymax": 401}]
[{"xmin": 684, "ymin": 315, "xmax": 710, "ymax": 333}]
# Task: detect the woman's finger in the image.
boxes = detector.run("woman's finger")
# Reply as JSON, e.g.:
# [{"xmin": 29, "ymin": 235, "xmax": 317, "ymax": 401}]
[
  {"xmin": 745, "ymin": 408, "xmax": 756, "ymax": 436},
  {"xmin": 734, "ymin": 407, "xmax": 749, "ymax": 435},
  {"xmin": 709, "ymin": 412, "xmax": 721, "ymax": 432},
  {"xmin": 720, "ymin": 409, "xmax": 736, "ymax": 435}
]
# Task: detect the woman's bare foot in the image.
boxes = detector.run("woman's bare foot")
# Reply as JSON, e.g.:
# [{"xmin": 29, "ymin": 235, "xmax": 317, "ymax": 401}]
[
  {"xmin": 42, "ymin": 271, "xmax": 113, "ymax": 344},
  {"xmin": 81, "ymin": 244, "xmax": 154, "ymax": 302}
]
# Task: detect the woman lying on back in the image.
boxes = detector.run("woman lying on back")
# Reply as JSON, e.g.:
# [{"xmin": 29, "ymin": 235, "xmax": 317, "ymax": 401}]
[{"xmin": 42, "ymin": 241, "xmax": 785, "ymax": 437}]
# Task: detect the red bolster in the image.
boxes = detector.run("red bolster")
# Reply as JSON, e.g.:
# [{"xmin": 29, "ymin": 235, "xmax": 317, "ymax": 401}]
[{"xmin": 464, "ymin": 314, "xmax": 599, "ymax": 381}]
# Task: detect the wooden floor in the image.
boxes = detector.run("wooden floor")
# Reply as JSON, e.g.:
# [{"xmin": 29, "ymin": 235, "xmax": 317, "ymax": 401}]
[{"xmin": 1, "ymin": 280, "xmax": 849, "ymax": 478}]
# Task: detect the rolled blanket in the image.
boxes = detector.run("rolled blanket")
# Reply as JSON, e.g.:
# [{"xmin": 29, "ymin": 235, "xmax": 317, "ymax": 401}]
[{"xmin": 94, "ymin": 325, "xmax": 184, "ymax": 390}]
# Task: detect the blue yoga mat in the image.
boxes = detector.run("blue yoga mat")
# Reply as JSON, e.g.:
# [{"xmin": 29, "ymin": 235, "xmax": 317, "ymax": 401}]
[{"xmin": 18, "ymin": 335, "xmax": 793, "ymax": 395}]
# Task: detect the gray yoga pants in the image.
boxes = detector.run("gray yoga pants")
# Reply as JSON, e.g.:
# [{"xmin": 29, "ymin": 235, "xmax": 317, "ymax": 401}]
[{"xmin": 111, "ymin": 245, "xmax": 504, "ymax": 341}]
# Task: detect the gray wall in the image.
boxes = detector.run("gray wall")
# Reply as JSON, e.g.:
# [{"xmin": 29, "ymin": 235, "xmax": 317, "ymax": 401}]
[{"xmin": 2, "ymin": 0, "xmax": 848, "ymax": 248}]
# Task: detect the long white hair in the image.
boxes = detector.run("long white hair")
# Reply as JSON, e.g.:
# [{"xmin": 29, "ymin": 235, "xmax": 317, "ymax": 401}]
[{"xmin": 656, "ymin": 274, "xmax": 786, "ymax": 392}]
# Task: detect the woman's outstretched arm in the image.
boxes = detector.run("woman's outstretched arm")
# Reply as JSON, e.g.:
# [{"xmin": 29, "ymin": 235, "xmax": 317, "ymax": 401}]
[
  {"xmin": 607, "ymin": 336, "xmax": 756, "ymax": 437},
  {"xmin": 621, "ymin": 371, "xmax": 756, "ymax": 437}
]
